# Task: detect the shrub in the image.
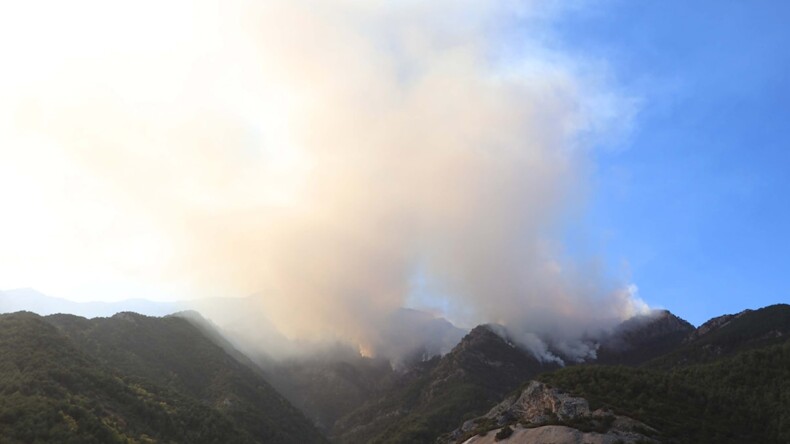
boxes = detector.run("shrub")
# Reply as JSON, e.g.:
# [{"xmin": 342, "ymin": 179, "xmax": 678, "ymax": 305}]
[{"xmin": 494, "ymin": 425, "xmax": 513, "ymax": 441}]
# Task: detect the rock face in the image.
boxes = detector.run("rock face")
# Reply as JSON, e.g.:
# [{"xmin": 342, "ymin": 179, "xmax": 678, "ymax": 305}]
[
  {"xmin": 484, "ymin": 380, "xmax": 592, "ymax": 425},
  {"xmin": 441, "ymin": 381, "xmax": 656, "ymax": 444},
  {"xmin": 459, "ymin": 425, "xmax": 647, "ymax": 444}
]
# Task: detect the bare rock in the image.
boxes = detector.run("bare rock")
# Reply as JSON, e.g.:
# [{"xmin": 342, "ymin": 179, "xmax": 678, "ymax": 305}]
[{"xmin": 440, "ymin": 381, "xmax": 657, "ymax": 444}]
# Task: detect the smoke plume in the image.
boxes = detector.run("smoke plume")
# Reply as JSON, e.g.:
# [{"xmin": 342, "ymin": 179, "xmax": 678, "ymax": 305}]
[{"xmin": 0, "ymin": 0, "xmax": 645, "ymax": 362}]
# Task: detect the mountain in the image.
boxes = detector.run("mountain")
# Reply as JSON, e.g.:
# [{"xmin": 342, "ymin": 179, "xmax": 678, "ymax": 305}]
[
  {"xmin": 538, "ymin": 341, "xmax": 790, "ymax": 443},
  {"xmin": 412, "ymin": 305, "xmax": 790, "ymax": 443},
  {"xmin": 0, "ymin": 289, "xmax": 294, "ymax": 367},
  {"xmin": 374, "ymin": 308, "xmax": 467, "ymax": 368},
  {"xmin": 596, "ymin": 309, "xmax": 695, "ymax": 366},
  {"xmin": 532, "ymin": 305, "xmax": 790, "ymax": 443},
  {"xmin": 260, "ymin": 308, "xmax": 467, "ymax": 433},
  {"xmin": 0, "ymin": 311, "xmax": 253, "ymax": 443},
  {"xmin": 5, "ymin": 294, "xmax": 788, "ymax": 443},
  {"xmin": 0, "ymin": 289, "xmax": 465, "ymax": 370},
  {"xmin": 649, "ymin": 304, "xmax": 790, "ymax": 368},
  {"xmin": 266, "ymin": 351, "xmax": 396, "ymax": 432},
  {"xmin": 0, "ymin": 288, "xmax": 181, "ymax": 318},
  {"xmin": 0, "ymin": 311, "xmax": 327, "ymax": 443},
  {"xmin": 330, "ymin": 325, "xmax": 559, "ymax": 444}
]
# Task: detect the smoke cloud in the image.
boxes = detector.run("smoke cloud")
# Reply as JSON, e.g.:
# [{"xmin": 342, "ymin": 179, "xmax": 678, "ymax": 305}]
[{"xmin": 0, "ymin": 0, "xmax": 645, "ymax": 361}]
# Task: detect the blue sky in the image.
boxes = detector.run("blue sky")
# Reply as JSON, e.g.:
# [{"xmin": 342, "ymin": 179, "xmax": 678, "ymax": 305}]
[{"xmin": 552, "ymin": 0, "xmax": 790, "ymax": 325}]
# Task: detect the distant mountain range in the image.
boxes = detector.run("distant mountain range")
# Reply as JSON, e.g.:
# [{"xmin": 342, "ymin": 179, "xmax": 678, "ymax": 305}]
[
  {"xmin": 2, "ymin": 288, "xmax": 789, "ymax": 443},
  {"xmin": 0, "ymin": 288, "xmax": 467, "ymax": 365},
  {"xmin": 0, "ymin": 288, "xmax": 182, "ymax": 318}
]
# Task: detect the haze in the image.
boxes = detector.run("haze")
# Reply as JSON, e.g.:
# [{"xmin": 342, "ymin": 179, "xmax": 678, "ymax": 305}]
[{"xmin": 0, "ymin": 0, "xmax": 646, "ymax": 360}]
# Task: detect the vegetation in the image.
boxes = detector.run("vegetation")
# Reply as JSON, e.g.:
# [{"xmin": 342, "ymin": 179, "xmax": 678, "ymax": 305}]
[
  {"xmin": 648, "ymin": 304, "xmax": 790, "ymax": 368},
  {"xmin": 265, "ymin": 352, "xmax": 396, "ymax": 432},
  {"xmin": 595, "ymin": 310, "xmax": 695, "ymax": 366},
  {"xmin": 47, "ymin": 312, "xmax": 326, "ymax": 443},
  {"xmin": 435, "ymin": 304, "xmax": 790, "ymax": 444},
  {"xmin": 494, "ymin": 425, "xmax": 513, "ymax": 441},
  {"xmin": 0, "ymin": 312, "xmax": 249, "ymax": 443},
  {"xmin": 4, "ymin": 303, "xmax": 789, "ymax": 443},
  {"xmin": 540, "ymin": 341, "xmax": 790, "ymax": 443},
  {"xmin": 0, "ymin": 311, "xmax": 327, "ymax": 443},
  {"xmin": 331, "ymin": 325, "xmax": 558, "ymax": 444}
]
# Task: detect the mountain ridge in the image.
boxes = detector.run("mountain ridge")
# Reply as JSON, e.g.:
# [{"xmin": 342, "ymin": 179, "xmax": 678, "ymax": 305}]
[
  {"xmin": 3, "ymin": 292, "xmax": 789, "ymax": 444},
  {"xmin": 0, "ymin": 310, "xmax": 327, "ymax": 443},
  {"xmin": 329, "ymin": 324, "xmax": 560, "ymax": 443}
]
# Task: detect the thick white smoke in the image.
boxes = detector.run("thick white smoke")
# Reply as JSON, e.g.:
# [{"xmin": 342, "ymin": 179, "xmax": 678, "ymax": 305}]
[{"xmin": 0, "ymin": 0, "xmax": 645, "ymax": 361}]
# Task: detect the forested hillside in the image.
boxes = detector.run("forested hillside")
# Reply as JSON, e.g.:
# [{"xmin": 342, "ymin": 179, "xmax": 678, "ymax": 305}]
[
  {"xmin": 0, "ymin": 311, "xmax": 326, "ymax": 443},
  {"xmin": 540, "ymin": 341, "xmax": 790, "ymax": 443},
  {"xmin": 536, "ymin": 305, "xmax": 790, "ymax": 443},
  {"xmin": 331, "ymin": 325, "xmax": 559, "ymax": 444},
  {"xmin": 3, "ymin": 305, "xmax": 789, "ymax": 443}
]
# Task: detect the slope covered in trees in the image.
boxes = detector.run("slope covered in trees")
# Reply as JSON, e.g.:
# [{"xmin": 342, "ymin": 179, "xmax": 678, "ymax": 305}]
[
  {"xmin": 540, "ymin": 341, "xmax": 790, "ymax": 443},
  {"xmin": 538, "ymin": 305, "xmax": 790, "ymax": 443},
  {"xmin": 331, "ymin": 325, "xmax": 559, "ymax": 444},
  {"xmin": 4, "ymin": 303, "xmax": 790, "ymax": 443},
  {"xmin": 0, "ymin": 311, "xmax": 326, "ymax": 443}
]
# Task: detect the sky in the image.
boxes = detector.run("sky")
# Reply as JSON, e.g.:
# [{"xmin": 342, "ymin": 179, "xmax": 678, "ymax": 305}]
[
  {"xmin": 0, "ymin": 0, "xmax": 788, "ymax": 334},
  {"xmin": 548, "ymin": 0, "xmax": 790, "ymax": 325}
]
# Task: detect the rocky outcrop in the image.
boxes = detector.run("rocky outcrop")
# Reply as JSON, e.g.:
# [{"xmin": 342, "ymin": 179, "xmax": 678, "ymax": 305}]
[
  {"xmin": 440, "ymin": 381, "xmax": 656, "ymax": 444},
  {"xmin": 484, "ymin": 380, "xmax": 594, "ymax": 424},
  {"xmin": 459, "ymin": 425, "xmax": 649, "ymax": 444}
]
